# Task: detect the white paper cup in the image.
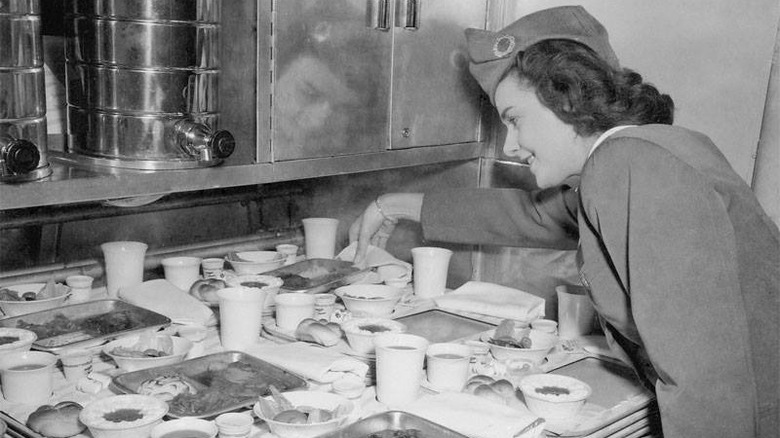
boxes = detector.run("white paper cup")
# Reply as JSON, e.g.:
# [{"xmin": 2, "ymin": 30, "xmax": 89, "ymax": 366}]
[
  {"xmin": 215, "ymin": 412, "xmax": 253, "ymax": 438},
  {"xmin": 302, "ymin": 218, "xmax": 339, "ymax": 259},
  {"xmin": 151, "ymin": 417, "xmax": 218, "ymax": 438},
  {"xmin": 274, "ymin": 293, "xmax": 315, "ymax": 331},
  {"xmin": 556, "ymin": 285, "xmax": 596, "ymax": 339},
  {"xmin": 65, "ymin": 274, "xmax": 94, "ymax": 304},
  {"xmin": 374, "ymin": 333, "xmax": 429, "ymax": 407},
  {"xmin": 275, "ymin": 243, "xmax": 299, "ymax": 265},
  {"xmin": 217, "ymin": 287, "xmax": 267, "ymax": 352},
  {"xmin": 201, "ymin": 258, "xmax": 225, "ymax": 279},
  {"xmin": 0, "ymin": 351, "xmax": 57, "ymax": 404},
  {"xmin": 58, "ymin": 348, "xmax": 93, "ymax": 383},
  {"xmin": 411, "ymin": 246, "xmax": 453, "ymax": 299},
  {"xmin": 426, "ymin": 343, "xmax": 471, "ymax": 392},
  {"xmin": 162, "ymin": 256, "xmax": 202, "ymax": 291},
  {"xmin": 101, "ymin": 241, "xmax": 147, "ymax": 299},
  {"xmin": 531, "ymin": 319, "xmax": 559, "ymax": 335}
]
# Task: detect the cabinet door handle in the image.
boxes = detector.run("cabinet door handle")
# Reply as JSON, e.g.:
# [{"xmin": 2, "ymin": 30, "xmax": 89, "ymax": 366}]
[
  {"xmin": 372, "ymin": 0, "xmax": 390, "ymax": 30},
  {"xmin": 399, "ymin": 0, "xmax": 419, "ymax": 30}
]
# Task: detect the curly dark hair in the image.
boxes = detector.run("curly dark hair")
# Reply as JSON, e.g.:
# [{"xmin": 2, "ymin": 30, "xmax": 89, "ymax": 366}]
[{"xmin": 512, "ymin": 39, "xmax": 674, "ymax": 137}]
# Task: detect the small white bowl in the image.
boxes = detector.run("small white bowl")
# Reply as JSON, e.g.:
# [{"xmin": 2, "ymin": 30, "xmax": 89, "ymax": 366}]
[
  {"xmin": 103, "ymin": 335, "xmax": 193, "ymax": 372},
  {"xmin": 0, "ymin": 283, "xmax": 72, "ymax": 317},
  {"xmin": 334, "ymin": 284, "xmax": 404, "ymax": 317},
  {"xmin": 481, "ymin": 328, "xmax": 558, "ymax": 365},
  {"xmin": 253, "ymin": 391, "xmax": 353, "ymax": 438},
  {"xmin": 150, "ymin": 417, "xmax": 218, "ymax": 438},
  {"xmin": 0, "ymin": 328, "xmax": 37, "ymax": 354},
  {"xmin": 227, "ymin": 251, "xmax": 285, "ymax": 274},
  {"xmin": 80, "ymin": 394, "xmax": 168, "ymax": 438},
  {"xmin": 341, "ymin": 317, "xmax": 407, "ymax": 354},
  {"xmin": 519, "ymin": 373, "xmax": 592, "ymax": 419}
]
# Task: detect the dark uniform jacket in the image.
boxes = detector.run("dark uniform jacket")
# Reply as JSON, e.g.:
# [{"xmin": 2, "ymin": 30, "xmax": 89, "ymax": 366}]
[{"xmin": 421, "ymin": 125, "xmax": 779, "ymax": 437}]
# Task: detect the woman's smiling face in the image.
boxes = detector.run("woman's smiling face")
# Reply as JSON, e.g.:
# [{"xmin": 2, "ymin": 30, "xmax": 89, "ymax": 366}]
[{"xmin": 495, "ymin": 71, "xmax": 594, "ymax": 189}]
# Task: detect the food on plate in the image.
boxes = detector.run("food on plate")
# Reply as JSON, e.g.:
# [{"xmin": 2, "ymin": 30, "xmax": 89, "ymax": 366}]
[
  {"xmin": 272, "ymin": 407, "xmax": 334, "ymax": 424},
  {"xmin": 0, "ymin": 281, "xmax": 63, "ymax": 302},
  {"xmin": 15, "ymin": 310, "xmax": 137, "ymax": 339},
  {"xmin": 295, "ymin": 318, "xmax": 343, "ymax": 346},
  {"xmin": 488, "ymin": 319, "xmax": 533, "ymax": 349},
  {"xmin": 189, "ymin": 278, "xmax": 227, "ymax": 304},
  {"xmin": 166, "ymin": 360, "xmax": 282, "ymax": 416},
  {"xmin": 26, "ymin": 401, "xmax": 86, "ymax": 438},
  {"xmin": 79, "ymin": 395, "xmax": 168, "ymax": 435},
  {"xmin": 109, "ymin": 333, "xmax": 174, "ymax": 359},
  {"xmin": 138, "ymin": 374, "xmax": 199, "ymax": 402}
]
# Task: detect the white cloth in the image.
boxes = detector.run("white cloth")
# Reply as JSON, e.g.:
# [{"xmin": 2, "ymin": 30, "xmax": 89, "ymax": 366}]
[
  {"xmin": 245, "ymin": 342, "xmax": 369, "ymax": 383},
  {"xmin": 337, "ymin": 242, "xmax": 412, "ymax": 284},
  {"xmin": 434, "ymin": 281, "xmax": 545, "ymax": 322},
  {"xmin": 405, "ymin": 392, "xmax": 544, "ymax": 438},
  {"xmin": 119, "ymin": 279, "xmax": 217, "ymax": 326}
]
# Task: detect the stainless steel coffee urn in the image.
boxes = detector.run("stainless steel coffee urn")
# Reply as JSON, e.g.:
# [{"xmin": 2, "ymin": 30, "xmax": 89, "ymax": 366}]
[
  {"xmin": 0, "ymin": 0, "xmax": 53, "ymax": 183},
  {"xmin": 65, "ymin": 0, "xmax": 234, "ymax": 170}
]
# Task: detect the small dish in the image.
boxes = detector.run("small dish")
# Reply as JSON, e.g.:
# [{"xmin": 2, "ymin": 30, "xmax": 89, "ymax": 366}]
[
  {"xmin": 519, "ymin": 373, "xmax": 591, "ymax": 419},
  {"xmin": 0, "ymin": 283, "xmax": 72, "ymax": 317}
]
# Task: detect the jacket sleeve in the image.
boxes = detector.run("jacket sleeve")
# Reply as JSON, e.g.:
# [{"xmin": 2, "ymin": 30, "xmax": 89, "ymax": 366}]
[
  {"xmin": 580, "ymin": 138, "xmax": 757, "ymax": 438},
  {"xmin": 420, "ymin": 186, "xmax": 579, "ymax": 250}
]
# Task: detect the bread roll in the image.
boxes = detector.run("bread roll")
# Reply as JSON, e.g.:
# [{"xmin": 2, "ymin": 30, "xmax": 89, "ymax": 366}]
[
  {"xmin": 296, "ymin": 318, "xmax": 342, "ymax": 346},
  {"xmin": 490, "ymin": 379, "xmax": 516, "ymax": 398},
  {"xmin": 27, "ymin": 401, "xmax": 86, "ymax": 438},
  {"xmin": 473, "ymin": 384, "xmax": 507, "ymax": 405},
  {"xmin": 189, "ymin": 278, "xmax": 226, "ymax": 304}
]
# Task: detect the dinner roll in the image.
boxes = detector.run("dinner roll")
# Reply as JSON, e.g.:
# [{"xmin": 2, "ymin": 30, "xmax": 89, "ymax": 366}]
[
  {"xmin": 295, "ymin": 318, "xmax": 342, "ymax": 346},
  {"xmin": 27, "ymin": 401, "xmax": 86, "ymax": 438}
]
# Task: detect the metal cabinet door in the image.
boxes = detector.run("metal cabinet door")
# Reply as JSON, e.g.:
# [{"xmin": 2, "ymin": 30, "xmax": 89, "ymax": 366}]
[
  {"xmin": 390, "ymin": 0, "xmax": 487, "ymax": 149},
  {"xmin": 272, "ymin": 0, "xmax": 392, "ymax": 161}
]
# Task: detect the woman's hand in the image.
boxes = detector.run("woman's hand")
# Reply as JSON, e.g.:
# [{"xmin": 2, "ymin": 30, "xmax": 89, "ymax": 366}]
[{"xmin": 348, "ymin": 193, "xmax": 424, "ymax": 264}]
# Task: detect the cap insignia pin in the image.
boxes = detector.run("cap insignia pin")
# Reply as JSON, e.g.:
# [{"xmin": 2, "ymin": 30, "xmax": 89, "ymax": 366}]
[{"xmin": 492, "ymin": 35, "xmax": 516, "ymax": 58}]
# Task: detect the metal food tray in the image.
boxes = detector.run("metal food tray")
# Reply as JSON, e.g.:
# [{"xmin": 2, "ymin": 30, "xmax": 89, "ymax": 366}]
[
  {"xmin": 263, "ymin": 258, "xmax": 368, "ymax": 294},
  {"xmin": 112, "ymin": 351, "xmax": 307, "ymax": 419},
  {"xmin": 0, "ymin": 299, "xmax": 171, "ymax": 353},
  {"xmin": 318, "ymin": 411, "xmax": 469, "ymax": 438}
]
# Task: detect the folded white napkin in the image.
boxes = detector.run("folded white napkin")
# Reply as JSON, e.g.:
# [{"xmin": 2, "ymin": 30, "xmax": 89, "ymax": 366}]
[
  {"xmin": 245, "ymin": 342, "xmax": 369, "ymax": 383},
  {"xmin": 119, "ymin": 279, "xmax": 217, "ymax": 326},
  {"xmin": 405, "ymin": 392, "xmax": 545, "ymax": 438},
  {"xmin": 434, "ymin": 281, "xmax": 545, "ymax": 322},
  {"xmin": 337, "ymin": 243, "xmax": 412, "ymax": 284}
]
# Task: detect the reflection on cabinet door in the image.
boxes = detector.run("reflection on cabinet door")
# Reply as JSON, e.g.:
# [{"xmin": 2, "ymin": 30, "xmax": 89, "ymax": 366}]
[
  {"xmin": 390, "ymin": 0, "xmax": 487, "ymax": 149},
  {"xmin": 272, "ymin": 0, "xmax": 392, "ymax": 161}
]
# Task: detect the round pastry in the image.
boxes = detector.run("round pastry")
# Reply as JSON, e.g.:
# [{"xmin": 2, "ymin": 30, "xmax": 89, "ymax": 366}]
[
  {"xmin": 27, "ymin": 401, "xmax": 86, "ymax": 438},
  {"xmin": 189, "ymin": 278, "xmax": 226, "ymax": 304},
  {"xmin": 137, "ymin": 374, "xmax": 197, "ymax": 402}
]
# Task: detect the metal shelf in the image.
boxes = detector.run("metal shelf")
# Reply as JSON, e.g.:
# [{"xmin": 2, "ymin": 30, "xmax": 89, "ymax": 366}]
[{"xmin": 0, "ymin": 143, "xmax": 485, "ymax": 211}]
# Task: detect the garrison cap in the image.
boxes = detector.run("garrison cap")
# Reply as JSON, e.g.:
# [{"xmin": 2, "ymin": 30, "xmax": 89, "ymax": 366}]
[{"xmin": 465, "ymin": 5, "xmax": 620, "ymax": 104}]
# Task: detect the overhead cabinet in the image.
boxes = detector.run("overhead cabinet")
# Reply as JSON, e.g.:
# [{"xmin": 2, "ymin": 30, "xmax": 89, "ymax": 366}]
[{"xmin": 270, "ymin": 0, "xmax": 487, "ymax": 161}]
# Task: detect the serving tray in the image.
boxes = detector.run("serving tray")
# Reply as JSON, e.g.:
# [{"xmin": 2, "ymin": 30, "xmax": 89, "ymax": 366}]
[
  {"xmin": 111, "ymin": 351, "xmax": 307, "ymax": 419},
  {"xmin": 317, "ymin": 410, "xmax": 469, "ymax": 437},
  {"xmin": 262, "ymin": 258, "xmax": 368, "ymax": 294},
  {"xmin": 0, "ymin": 299, "xmax": 171, "ymax": 353}
]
